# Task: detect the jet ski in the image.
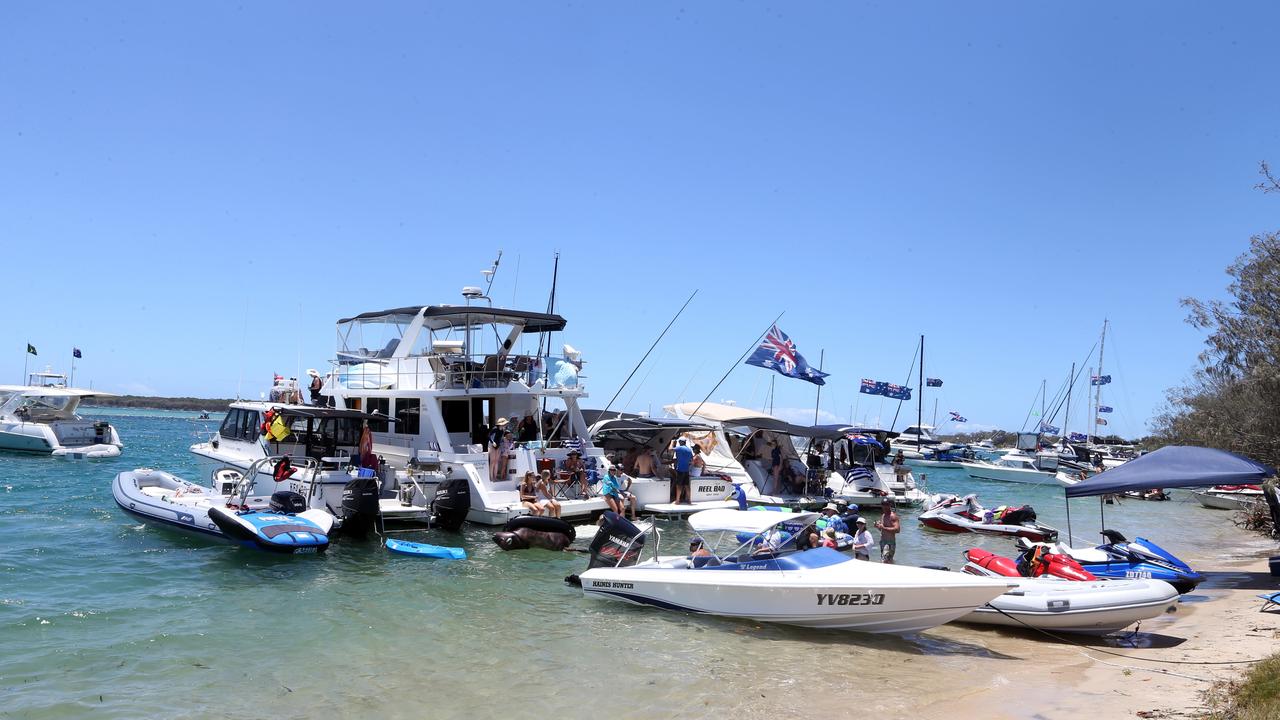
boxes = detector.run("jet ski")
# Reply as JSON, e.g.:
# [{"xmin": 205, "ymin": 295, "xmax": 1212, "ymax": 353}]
[
  {"xmin": 919, "ymin": 493, "xmax": 1058, "ymax": 542},
  {"xmin": 1018, "ymin": 530, "xmax": 1204, "ymax": 594},
  {"xmin": 208, "ymin": 490, "xmax": 334, "ymax": 554},
  {"xmin": 959, "ymin": 548, "xmax": 1179, "ymax": 634}
]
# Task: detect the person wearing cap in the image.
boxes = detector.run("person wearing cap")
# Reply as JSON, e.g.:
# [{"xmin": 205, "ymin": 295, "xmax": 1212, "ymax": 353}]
[
  {"xmin": 671, "ymin": 437, "xmax": 694, "ymax": 505},
  {"xmin": 835, "ymin": 500, "xmax": 860, "ymax": 531},
  {"xmin": 875, "ymin": 499, "xmax": 900, "ymax": 564},
  {"xmin": 307, "ymin": 369, "xmax": 324, "ymax": 405},
  {"xmin": 688, "ymin": 536, "xmax": 713, "ymax": 558},
  {"xmin": 851, "ymin": 517, "xmax": 875, "ymax": 561}
]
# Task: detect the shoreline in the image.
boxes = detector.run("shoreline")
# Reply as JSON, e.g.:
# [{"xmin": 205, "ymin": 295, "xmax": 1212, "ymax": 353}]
[{"xmin": 913, "ymin": 541, "xmax": 1278, "ymax": 719}]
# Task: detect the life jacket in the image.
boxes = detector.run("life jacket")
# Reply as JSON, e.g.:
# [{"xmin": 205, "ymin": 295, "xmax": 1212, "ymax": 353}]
[
  {"xmin": 273, "ymin": 456, "xmax": 297, "ymax": 483},
  {"xmin": 261, "ymin": 409, "xmax": 275, "ymax": 436}
]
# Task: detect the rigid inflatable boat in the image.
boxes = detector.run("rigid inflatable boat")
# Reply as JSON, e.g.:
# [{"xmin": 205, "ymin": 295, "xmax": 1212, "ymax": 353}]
[{"xmin": 919, "ymin": 493, "xmax": 1058, "ymax": 542}]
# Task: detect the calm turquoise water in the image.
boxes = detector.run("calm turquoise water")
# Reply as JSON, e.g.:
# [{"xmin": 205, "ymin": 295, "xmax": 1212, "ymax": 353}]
[{"xmin": 0, "ymin": 412, "xmax": 1259, "ymax": 718}]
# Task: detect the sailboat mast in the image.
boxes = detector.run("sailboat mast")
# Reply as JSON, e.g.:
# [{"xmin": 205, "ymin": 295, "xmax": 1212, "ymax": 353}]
[
  {"xmin": 813, "ymin": 350, "xmax": 824, "ymax": 425},
  {"xmin": 1094, "ymin": 320, "xmax": 1107, "ymax": 443},
  {"xmin": 1064, "ymin": 362, "xmax": 1075, "ymax": 446},
  {"xmin": 917, "ymin": 335, "xmax": 924, "ymax": 452}
]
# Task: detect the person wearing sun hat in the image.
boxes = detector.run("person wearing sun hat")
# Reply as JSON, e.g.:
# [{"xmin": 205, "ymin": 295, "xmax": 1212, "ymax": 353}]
[
  {"xmin": 820, "ymin": 526, "xmax": 840, "ymax": 549},
  {"xmin": 820, "ymin": 502, "xmax": 849, "ymax": 534},
  {"xmin": 488, "ymin": 417, "xmax": 510, "ymax": 481},
  {"xmin": 307, "ymin": 369, "xmax": 324, "ymax": 405}
]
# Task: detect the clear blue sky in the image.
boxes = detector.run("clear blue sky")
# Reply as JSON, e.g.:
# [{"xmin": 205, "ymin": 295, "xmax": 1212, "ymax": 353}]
[{"xmin": 3, "ymin": 2, "xmax": 1278, "ymax": 439}]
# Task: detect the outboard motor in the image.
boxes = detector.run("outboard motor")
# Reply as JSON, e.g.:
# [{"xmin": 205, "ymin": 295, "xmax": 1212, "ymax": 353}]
[
  {"xmin": 586, "ymin": 511, "xmax": 646, "ymax": 570},
  {"xmin": 340, "ymin": 475, "xmax": 382, "ymax": 539},
  {"xmin": 430, "ymin": 476, "xmax": 471, "ymax": 532},
  {"xmin": 269, "ymin": 490, "xmax": 307, "ymax": 514}
]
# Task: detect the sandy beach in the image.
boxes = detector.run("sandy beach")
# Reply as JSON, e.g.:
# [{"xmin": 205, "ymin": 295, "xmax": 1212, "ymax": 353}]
[{"xmin": 909, "ymin": 541, "xmax": 1279, "ymax": 719}]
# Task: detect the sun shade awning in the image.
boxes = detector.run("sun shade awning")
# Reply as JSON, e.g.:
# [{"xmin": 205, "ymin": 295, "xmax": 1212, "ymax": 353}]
[
  {"xmin": 1063, "ymin": 446, "xmax": 1276, "ymax": 498},
  {"xmin": 688, "ymin": 509, "xmax": 819, "ymax": 534},
  {"xmin": 337, "ymin": 306, "xmax": 567, "ymax": 333}
]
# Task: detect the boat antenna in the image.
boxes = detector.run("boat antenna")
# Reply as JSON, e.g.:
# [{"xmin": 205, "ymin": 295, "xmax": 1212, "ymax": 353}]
[
  {"xmin": 538, "ymin": 253, "xmax": 560, "ymax": 426},
  {"xmin": 688, "ymin": 312, "xmax": 784, "ymax": 420},
  {"xmin": 888, "ymin": 340, "xmax": 920, "ymax": 431},
  {"xmin": 598, "ymin": 290, "xmax": 697, "ymax": 419},
  {"xmin": 917, "ymin": 335, "xmax": 924, "ymax": 452},
  {"xmin": 482, "ymin": 250, "xmax": 503, "ymax": 297}
]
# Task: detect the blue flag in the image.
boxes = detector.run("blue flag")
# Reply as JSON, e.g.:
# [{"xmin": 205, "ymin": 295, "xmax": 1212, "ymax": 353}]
[
  {"xmin": 73, "ymin": 348, "xmax": 82, "ymax": 359},
  {"xmin": 1069, "ymin": 432, "xmax": 1088, "ymax": 443},
  {"xmin": 926, "ymin": 378, "xmax": 943, "ymax": 387},
  {"xmin": 1098, "ymin": 405, "xmax": 1113, "ymax": 413},
  {"xmin": 744, "ymin": 325, "xmax": 829, "ymax": 386},
  {"xmin": 1039, "ymin": 421, "xmax": 1060, "ymax": 434},
  {"xmin": 1091, "ymin": 374, "xmax": 1112, "ymax": 386}
]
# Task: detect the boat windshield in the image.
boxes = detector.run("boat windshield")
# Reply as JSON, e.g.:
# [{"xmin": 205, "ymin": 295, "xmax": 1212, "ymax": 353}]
[
  {"xmin": 1, "ymin": 392, "xmax": 76, "ymax": 421},
  {"xmin": 336, "ymin": 314, "xmax": 415, "ymax": 363}
]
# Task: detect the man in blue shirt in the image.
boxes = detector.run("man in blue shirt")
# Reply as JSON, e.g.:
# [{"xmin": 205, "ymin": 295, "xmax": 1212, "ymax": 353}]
[{"xmin": 672, "ymin": 438, "xmax": 694, "ymax": 505}]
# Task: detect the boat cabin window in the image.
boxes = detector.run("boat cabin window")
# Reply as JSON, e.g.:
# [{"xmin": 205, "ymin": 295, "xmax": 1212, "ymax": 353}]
[
  {"xmin": 219, "ymin": 408, "xmax": 262, "ymax": 442},
  {"xmin": 364, "ymin": 398, "xmax": 390, "ymax": 432},
  {"xmin": 395, "ymin": 398, "xmax": 421, "ymax": 435}
]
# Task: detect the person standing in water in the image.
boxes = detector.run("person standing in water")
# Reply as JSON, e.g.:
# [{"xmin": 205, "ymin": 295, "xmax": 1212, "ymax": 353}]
[{"xmin": 875, "ymin": 499, "xmax": 900, "ymax": 564}]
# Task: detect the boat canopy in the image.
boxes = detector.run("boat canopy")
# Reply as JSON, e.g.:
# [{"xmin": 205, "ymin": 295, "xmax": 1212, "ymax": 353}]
[
  {"xmin": 665, "ymin": 401, "xmax": 778, "ymax": 426},
  {"xmin": 1064, "ymin": 446, "xmax": 1276, "ymax": 497},
  {"xmin": 0, "ymin": 385, "xmax": 116, "ymax": 398},
  {"xmin": 689, "ymin": 509, "xmax": 819, "ymax": 534},
  {"xmin": 338, "ymin": 305, "xmax": 567, "ymax": 333}
]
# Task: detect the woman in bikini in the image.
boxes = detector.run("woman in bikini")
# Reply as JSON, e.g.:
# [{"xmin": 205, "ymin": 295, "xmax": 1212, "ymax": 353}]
[
  {"xmin": 537, "ymin": 470, "xmax": 562, "ymax": 517},
  {"xmin": 519, "ymin": 471, "xmax": 546, "ymax": 516}
]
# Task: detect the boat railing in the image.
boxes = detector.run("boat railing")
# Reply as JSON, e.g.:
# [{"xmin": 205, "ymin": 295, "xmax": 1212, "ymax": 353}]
[{"xmin": 332, "ymin": 353, "xmax": 586, "ymax": 393}]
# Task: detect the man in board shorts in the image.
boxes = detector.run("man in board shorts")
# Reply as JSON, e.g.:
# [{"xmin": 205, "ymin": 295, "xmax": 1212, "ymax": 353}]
[
  {"xmin": 875, "ymin": 499, "xmax": 900, "ymax": 564},
  {"xmin": 672, "ymin": 438, "xmax": 693, "ymax": 505}
]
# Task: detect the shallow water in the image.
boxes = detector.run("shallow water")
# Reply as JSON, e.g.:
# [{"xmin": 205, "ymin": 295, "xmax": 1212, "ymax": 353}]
[{"xmin": 0, "ymin": 412, "xmax": 1260, "ymax": 718}]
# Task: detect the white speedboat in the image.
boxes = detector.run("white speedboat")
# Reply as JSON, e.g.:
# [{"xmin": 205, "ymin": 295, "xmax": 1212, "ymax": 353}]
[
  {"xmin": 919, "ymin": 493, "xmax": 1058, "ymax": 542},
  {"xmin": 961, "ymin": 450, "xmax": 1058, "ymax": 484},
  {"xmin": 572, "ymin": 509, "xmax": 1014, "ymax": 634},
  {"xmin": 959, "ymin": 551, "xmax": 1179, "ymax": 634},
  {"xmin": 0, "ymin": 374, "xmax": 122, "ymax": 457},
  {"xmin": 1194, "ymin": 486, "xmax": 1264, "ymax": 511}
]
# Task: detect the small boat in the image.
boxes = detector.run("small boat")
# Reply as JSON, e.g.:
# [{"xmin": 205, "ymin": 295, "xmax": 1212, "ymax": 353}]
[
  {"xmin": 958, "ymin": 549, "xmax": 1179, "ymax": 634},
  {"xmin": 961, "ymin": 450, "xmax": 1058, "ymax": 485},
  {"xmin": 113, "ymin": 467, "xmax": 235, "ymax": 537},
  {"xmin": 918, "ymin": 493, "xmax": 1058, "ymax": 542},
  {"xmin": 1194, "ymin": 485, "xmax": 1264, "ymax": 511},
  {"xmin": 569, "ymin": 510, "xmax": 1014, "ymax": 634},
  {"xmin": 385, "ymin": 538, "xmax": 466, "ymax": 559},
  {"xmin": 208, "ymin": 492, "xmax": 334, "ymax": 555},
  {"xmin": 0, "ymin": 377, "xmax": 123, "ymax": 458},
  {"xmin": 1019, "ymin": 531, "xmax": 1203, "ymax": 594}
]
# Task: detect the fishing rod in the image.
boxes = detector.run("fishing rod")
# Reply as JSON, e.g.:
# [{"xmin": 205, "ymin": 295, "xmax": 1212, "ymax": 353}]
[
  {"xmin": 688, "ymin": 312, "xmax": 785, "ymax": 420},
  {"xmin": 598, "ymin": 289, "xmax": 698, "ymax": 419}
]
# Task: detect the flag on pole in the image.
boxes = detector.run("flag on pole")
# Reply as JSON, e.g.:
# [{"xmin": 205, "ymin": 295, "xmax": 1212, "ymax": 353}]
[
  {"xmin": 1095, "ymin": 417, "xmax": 1108, "ymax": 426},
  {"xmin": 1090, "ymin": 374, "xmax": 1112, "ymax": 385},
  {"xmin": 1039, "ymin": 421, "xmax": 1060, "ymax": 434},
  {"xmin": 859, "ymin": 378, "xmax": 879, "ymax": 395},
  {"xmin": 26, "ymin": 344, "xmax": 36, "ymax": 356},
  {"xmin": 949, "ymin": 411, "xmax": 967, "ymax": 423},
  {"xmin": 860, "ymin": 379, "xmax": 912, "ymax": 400},
  {"xmin": 1097, "ymin": 405, "xmax": 1112, "ymax": 413},
  {"xmin": 73, "ymin": 348, "xmax": 82, "ymax": 359},
  {"xmin": 1068, "ymin": 432, "xmax": 1088, "ymax": 443},
  {"xmin": 744, "ymin": 325, "xmax": 829, "ymax": 386},
  {"xmin": 926, "ymin": 378, "xmax": 943, "ymax": 387}
]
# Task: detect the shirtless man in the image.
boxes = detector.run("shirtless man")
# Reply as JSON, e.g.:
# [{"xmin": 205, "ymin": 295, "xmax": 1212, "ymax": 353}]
[
  {"xmin": 875, "ymin": 499, "xmax": 901, "ymax": 564},
  {"xmin": 633, "ymin": 447, "xmax": 658, "ymax": 477}
]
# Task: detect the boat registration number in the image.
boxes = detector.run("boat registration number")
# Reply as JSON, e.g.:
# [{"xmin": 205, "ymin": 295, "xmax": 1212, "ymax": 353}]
[
  {"xmin": 293, "ymin": 547, "xmax": 319, "ymax": 555},
  {"xmin": 816, "ymin": 593, "xmax": 885, "ymax": 606},
  {"xmin": 1124, "ymin": 570, "xmax": 1152, "ymax": 579}
]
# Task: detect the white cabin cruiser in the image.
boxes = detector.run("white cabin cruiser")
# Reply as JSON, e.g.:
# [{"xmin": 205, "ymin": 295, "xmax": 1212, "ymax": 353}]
[
  {"xmin": 664, "ymin": 403, "xmax": 924, "ymax": 508},
  {"xmin": 315, "ymin": 302, "xmax": 679, "ymax": 525},
  {"xmin": 961, "ymin": 449, "xmax": 1058, "ymax": 485},
  {"xmin": 571, "ymin": 510, "xmax": 1014, "ymax": 634},
  {"xmin": 0, "ymin": 373, "xmax": 122, "ymax": 457}
]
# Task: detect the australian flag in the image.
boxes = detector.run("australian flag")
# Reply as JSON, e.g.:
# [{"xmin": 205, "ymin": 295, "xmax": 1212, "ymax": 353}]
[
  {"xmin": 860, "ymin": 378, "xmax": 879, "ymax": 395},
  {"xmin": 883, "ymin": 383, "xmax": 911, "ymax": 400},
  {"xmin": 1091, "ymin": 374, "xmax": 1112, "ymax": 386},
  {"xmin": 745, "ymin": 325, "xmax": 829, "ymax": 386},
  {"xmin": 1069, "ymin": 432, "xmax": 1088, "ymax": 442},
  {"xmin": 1098, "ymin": 405, "xmax": 1113, "ymax": 413},
  {"xmin": 1039, "ymin": 421, "xmax": 1060, "ymax": 434},
  {"xmin": 926, "ymin": 378, "xmax": 943, "ymax": 387},
  {"xmin": 73, "ymin": 348, "xmax": 82, "ymax": 359},
  {"xmin": 949, "ymin": 411, "xmax": 967, "ymax": 423}
]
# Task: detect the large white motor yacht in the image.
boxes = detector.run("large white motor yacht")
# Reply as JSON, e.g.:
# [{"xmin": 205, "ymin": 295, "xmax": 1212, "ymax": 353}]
[
  {"xmin": 0, "ymin": 371, "xmax": 122, "ymax": 458},
  {"xmin": 961, "ymin": 449, "xmax": 1058, "ymax": 484}
]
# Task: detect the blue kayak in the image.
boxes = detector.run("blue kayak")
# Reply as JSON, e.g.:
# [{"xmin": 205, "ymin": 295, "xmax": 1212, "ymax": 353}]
[{"xmin": 386, "ymin": 538, "xmax": 466, "ymax": 560}]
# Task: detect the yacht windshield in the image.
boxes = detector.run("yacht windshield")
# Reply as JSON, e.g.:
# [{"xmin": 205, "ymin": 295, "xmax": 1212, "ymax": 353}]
[
  {"xmin": 336, "ymin": 314, "xmax": 415, "ymax": 362},
  {"xmin": 3, "ymin": 393, "xmax": 76, "ymax": 421}
]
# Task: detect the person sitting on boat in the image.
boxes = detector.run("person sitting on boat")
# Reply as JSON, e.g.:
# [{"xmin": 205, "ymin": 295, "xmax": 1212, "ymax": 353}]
[
  {"xmin": 599, "ymin": 466, "xmax": 638, "ymax": 520},
  {"xmin": 892, "ymin": 451, "xmax": 908, "ymax": 479},
  {"xmin": 820, "ymin": 527, "xmax": 840, "ymax": 549},
  {"xmin": 795, "ymin": 524, "xmax": 822, "ymax": 550},
  {"xmin": 689, "ymin": 536, "xmax": 713, "ymax": 559},
  {"xmin": 536, "ymin": 470, "xmax": 562, "ymax": 517},
  {"xmin": 563, "ymin": 450, "xmax": 588, "ymax": 498},
  {"xmin": 519, "ymin": 471, "xmax": 547, "ymax": 516},
  {"xmin": 851, "ymin": 518, "xmax": 875, "ymax": 561}
]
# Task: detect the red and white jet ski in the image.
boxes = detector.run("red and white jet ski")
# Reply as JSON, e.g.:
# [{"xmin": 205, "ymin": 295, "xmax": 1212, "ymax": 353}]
[{"xmin": 918, "ymin": 493, "xmax": 1058, "ymax": 542}]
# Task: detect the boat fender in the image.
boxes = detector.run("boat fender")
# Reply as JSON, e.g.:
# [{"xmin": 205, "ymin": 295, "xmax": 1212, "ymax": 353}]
[{"xmin": 503, "ymin": 515, "xmax": 577, "ymax": 541}]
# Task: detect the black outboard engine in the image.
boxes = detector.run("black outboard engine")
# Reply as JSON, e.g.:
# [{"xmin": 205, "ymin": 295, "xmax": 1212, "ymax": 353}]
[
  {"xmin": 270, "ymin": 490, "xmax": 307, "ymax": 514},
  {"xmin": 1001, "ymin": 505, "xmax": 1037, "ymax": 526},
  {"xmin": 586, "ymin": 511, "xmax": 646, "ymax": 570},
  {"xmin": 340, "ymin": 475, "xmax": 382, "ymax": 539},
  {"xmin": 431, "ymin": 476, "xmax": 471, "ymax": 532}
]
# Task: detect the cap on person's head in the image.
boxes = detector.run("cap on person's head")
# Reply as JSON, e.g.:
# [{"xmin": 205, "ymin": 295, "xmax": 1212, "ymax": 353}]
[
  {"xmin": 677, "ymin": 438, "xmax": 686, "ymax": 445},
  {"xmin": 882, "ymin": 498, "xmax": 894, "ymax": 508},
  {"xmin": 856, "ymin": 517, "xmax": 867, "ymax": 525},
  {"xmin": 822, "ymin": 503, "xmax": 839, "ymax": 513},
  {"xmin": 689, "ymin": 536, "xmax": 704, "ymax": 546},
  {"xmin": 568, "ymin": 449, "xmax": 582, "ymax": 456},
  {"xmin": 496, "ymin": 417, "xmax": 509, "ymax": 426}
]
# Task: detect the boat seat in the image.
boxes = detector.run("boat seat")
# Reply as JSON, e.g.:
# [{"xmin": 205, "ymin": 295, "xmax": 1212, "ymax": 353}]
[
  {"xmin": 140, "ymin": 486, "xmax": 173, "ymax": 498},
  {"xmin": 659, "ymin": 558, "xmax": 692, "ymax": 569}
]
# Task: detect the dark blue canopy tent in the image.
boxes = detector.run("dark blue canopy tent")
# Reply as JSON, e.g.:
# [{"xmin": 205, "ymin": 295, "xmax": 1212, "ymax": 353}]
[{"xmin": 1065, "ymin": 446, "xmax": 1275, "ymax": 498}]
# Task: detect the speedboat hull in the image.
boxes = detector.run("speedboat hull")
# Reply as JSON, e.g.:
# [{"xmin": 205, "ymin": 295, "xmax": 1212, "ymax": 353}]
[
  {"xmin": 962, "ymin": 463, "xmax": 1057, "ymax": 484},
  {"xmin": 1194, "ymin": 490, "xmax": 1262, "ymax": 511},
  {"xmin": 959, "ymin": 577, "xmax": 1179, "ymax": 634},
  {"xmin": 580, "ymin": 548, "xmax": 1013, "ymax": 634}
]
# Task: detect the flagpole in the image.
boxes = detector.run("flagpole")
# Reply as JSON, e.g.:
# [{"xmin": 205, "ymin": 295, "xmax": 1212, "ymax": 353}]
[
  {"xmin": 812, "ymin": 349, "xmax": 824, "ymax": 425},
  {"xmin": 917, "ymin": 335, "xmax": 924, "ymax": 453},
  {"xmin": 70, "ymin": 351, "xmax": 76, "ymax": 388},
  {"xmin": 23, "ymin": 346, "xmax": 29, "ymax": 386},
  {"xmin": 689, "ymin": 312, "xmax": 784, "ymax": 420}
]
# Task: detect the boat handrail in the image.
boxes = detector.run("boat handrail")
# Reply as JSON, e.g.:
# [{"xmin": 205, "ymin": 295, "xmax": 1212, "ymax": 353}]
[{"xmin": 328, "ymin": 353, "xmax": 587, "ymax": 393}]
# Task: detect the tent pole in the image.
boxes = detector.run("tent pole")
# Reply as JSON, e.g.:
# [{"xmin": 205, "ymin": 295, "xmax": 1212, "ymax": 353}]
[
  {"xmin": 1064, "ymin": 492, "xmax": 1072, "ymax": 546},
  {"xmin": 1099, "ymin": 495, "xmax": 1106, "ymax": 535}
]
